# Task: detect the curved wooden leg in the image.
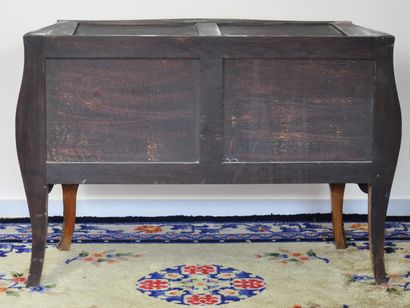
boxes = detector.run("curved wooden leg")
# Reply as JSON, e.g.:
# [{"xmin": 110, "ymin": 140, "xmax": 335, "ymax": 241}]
[
  {"xmin": 58, "ymin": 184, "xmax": 79, "ymax": 251},
  {"xmin": 368, "ymin": 179, "xmax": 391, "ymax": 284},
  {"xmin": 16, "ymin": 36, "xmax": 48, "ymax": 287},
  {"xmin": 329, "ymin": 183, "xmax": 347, "ymax": 249},
  {"xmin": 26, "ymin": 184, "xmax": 49, "ymax": 287}
]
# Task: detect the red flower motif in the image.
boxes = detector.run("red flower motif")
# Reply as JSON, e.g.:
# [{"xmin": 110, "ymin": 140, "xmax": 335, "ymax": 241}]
[
  {"xmin": 298, "ymin": 256, "xmax": 310, "ymax": 261},
  {"xmin": 350, "ymin": 223, "xmax": 368, "ymax": 231},
  {"xmin": 0, "ymin": 287, "xmax": 8, "ymax": 293},
  {"xmin": 83, "ymin": 256, "xmax": 97, "ymax": 262},
  {"xmin": 136, "ymin": 264, "xmax": 266, "ymax": 305},
  {"xmin": 185, "ymin": 294, "xmax": 220, "ymax": 305},
  {"xmin": 135, "ymin": 225, "xmax": 163, "ymax": 234},
  {"xmin": 12, "ymin": 277, "xmax": 27, "ymax": 283},
  {"xmin": 139, "ymin": 279, "xmax": 169, "ymax": 290},
  {"xmin": 233, "ymin": 278, "xmax": 265, "ymax": 290},
  {"xmin": 183, "ymin": 265, "xmax": 216, "ymax": 275}
]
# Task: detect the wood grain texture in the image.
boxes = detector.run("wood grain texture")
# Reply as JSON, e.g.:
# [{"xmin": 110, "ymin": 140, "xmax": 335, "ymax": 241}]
[
  {"xmin": 199, "ymin": 58, "xmax": 223, "ymax": 163},
  {"xmin": 16, "ymin": 36, "xmax": 48, "ymax": 288},
  {"xmin": 58, "ymin": 184, "xmax": 78, "ymax": 251},
  {"xmin": 43, "ymin": 36, "xmax": 381, "ymax": 59},
  {"xmin": 75, "ymin": 24, "xmax": 198, "ymax": 36},
  {"xmin": 368, "ymin": 182, "xmax": 389, "ymax": 284},
  {"xmin": 46, "ymin": 162, "xmax": 373, "ymax": 184},
  {"xmin": 46, "ymin": 59, "xmax": 200, "ymax": 162},
  {"xmin": 330, "ymin": 183, "xmax": 347, "ymax": 249},
  {"xmin": 367, "ymin": 41, "xmax": 401, "ymax": 284},
  {"xmin": 31, "ymin": 20, "xmax": 389, "ymax": 37},
  {"xmin": 18, "ymin": 20, "xmax": 401, "ymax": 286},
  {"xmin": 219, "ymin": 24, "xmax": 343, "ymax": 36},
  {"xmin": 223, "ymin": 59, "xmax": 374, "ymax": 162}
]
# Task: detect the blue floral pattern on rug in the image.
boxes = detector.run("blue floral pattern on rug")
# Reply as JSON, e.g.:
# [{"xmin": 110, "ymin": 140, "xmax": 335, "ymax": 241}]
[
  {"xmin": 0, "ymin": 272, "xmax": 56, "ymax": 297},
  {"xmin": 349, "ymin": 241, "xmax": 404, "ymax": 254},
  {"xmin": 0, "ymin": 244, "xmax": 31, "ymax": 257},
  {"xmin": 136, "ymin": 264, "xmax": 266, "ymax": 305},
  {"xmin": 257, "ymin": 249, "xmax": 329, "ymax": 264},
  {"xmin": 1, "ymin": 221, "xmax": 409, "ymax": 243},
  {"xmin": 65, "ymin": 250, "xmax": 141, "ymax": 265},
  {"xmin": 346, "ymin": 271, "xmax": 410, "ymax": 293}
]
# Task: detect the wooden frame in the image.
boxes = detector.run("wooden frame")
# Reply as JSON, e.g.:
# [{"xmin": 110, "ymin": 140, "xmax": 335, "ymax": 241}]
[{"xmin": 16, "ymin": 19, "xmax": 401, "ymax": 287}]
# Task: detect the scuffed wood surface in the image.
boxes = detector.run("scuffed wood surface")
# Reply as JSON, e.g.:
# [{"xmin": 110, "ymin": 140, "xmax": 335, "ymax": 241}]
[
  {"xmin": 223, "ymin": 59, "xmax": 374, "ymax": 162},
  {"xmin": 18, "ymin": 18, "xmax": 401, "ymax": 288},
  {"xmin": 46, "ymin": 59, "xmax": 200, "ymax": 162}
]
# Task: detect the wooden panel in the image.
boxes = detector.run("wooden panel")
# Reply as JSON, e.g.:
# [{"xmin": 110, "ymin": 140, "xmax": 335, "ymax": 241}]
[
  {"xmin": 220, "ymin": 24, "xmax": 343, "ymax": 36},
  {"xmin": 30, "ymin": 20, "xmax": 391, "ymax": 38},
  {"xmin": 223, "ymin": 59, "xmax": 374, "ymax": 162},
  {"xmin": 199, "ymin": 58, "xmax": 224, "ymax": 163},
  {"xmin": 44, "ymin": 36, "xmax": 379, "ymax": 59},
  {"xmin": 46, "ymin": 162, "xmax": 373, "ymax": 184},
  {"xmin": 74, "ymin": 24, "xmax": 198, "ymax": 36},
  {"xmin": 46, "ymin": 59, "xmax": 200, "ymax": 162}
]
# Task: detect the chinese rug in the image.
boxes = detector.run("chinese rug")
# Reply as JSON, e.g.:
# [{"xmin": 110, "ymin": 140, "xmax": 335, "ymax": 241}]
[{"xmin": 0, "ymin": 220, "xmax": 409, "ymax": 307}]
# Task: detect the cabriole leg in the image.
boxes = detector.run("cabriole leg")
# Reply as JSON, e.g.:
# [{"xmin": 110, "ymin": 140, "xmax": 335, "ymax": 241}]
[
  {"xmin": 329, "ymin": 183, "xmax": 347, "ymax": 249},
  {"xmin": 368, "ymin": 180, "xmax": 391, "ymax": 284},
  {"xmin": 58, "ymin": 184, "xmax": 79, "ymax": 251},
  {"xmin": 26, "ymin": 184, "xmax": 49, "ymax": 287}
]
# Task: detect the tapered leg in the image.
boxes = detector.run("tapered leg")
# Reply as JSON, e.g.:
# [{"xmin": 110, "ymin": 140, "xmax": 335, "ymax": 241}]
[
  {"xmin": 58, "ymin": 184, "xmax": 79, "ymax": 251},
  {"xmin": 16, "ymin": 35, "xmax": 48, "ymax": 287},
  {"xmin": 26, "ymin": 184, "xmax": 49, "ymax": 287},
  {"xmin": 368, "ymin": 180, "xmax": 392, "ymax": 284},
  {"xmin": 329, "ymin": 183, "xmax": 347, "ymax": 249}
]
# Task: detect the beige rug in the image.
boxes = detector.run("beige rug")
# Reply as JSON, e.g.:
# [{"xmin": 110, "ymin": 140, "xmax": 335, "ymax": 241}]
[{"xmin": 0, "ymin": 241, "xmax": 409, "ymax": 307}]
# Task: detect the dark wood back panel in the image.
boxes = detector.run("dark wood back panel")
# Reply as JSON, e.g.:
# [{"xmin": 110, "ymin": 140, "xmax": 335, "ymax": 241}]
[
  {"xmin": 223, "ymin": 59, "xmax": 374, "ymax": 162},
  {"xmin": 219, "ymin": 24, "xmax": 343, "ymax": 36},
  {"xmin": 46, "ymin": 59, "xmax": 200, "ymax": 162},
  {"xmin": 27, "ymin": 19, "xmax": 398, "ymax": 185},
  {"xmin": 74, "ymin": 24, "xmax": 198, "ymax": 36}
]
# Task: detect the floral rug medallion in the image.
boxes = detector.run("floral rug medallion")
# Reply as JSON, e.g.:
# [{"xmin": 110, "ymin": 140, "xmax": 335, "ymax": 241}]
[{"xmin": 136, "ymin": 264, "xmax": 266, "ymax": 305}]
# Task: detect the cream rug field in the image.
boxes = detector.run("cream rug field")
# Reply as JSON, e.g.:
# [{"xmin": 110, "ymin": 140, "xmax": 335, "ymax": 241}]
[
  {"xmin": 1, "ymin": 241, "xmax": 410, "ymax": 307},
  {"xmin": 1, "ymin": 220, "xmax": 410, "ymax": 307}
]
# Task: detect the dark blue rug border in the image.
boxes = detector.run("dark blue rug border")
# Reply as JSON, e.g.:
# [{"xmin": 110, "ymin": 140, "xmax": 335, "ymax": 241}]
[{"xmin": 2, "ymin": 214, "xmax": 410, "ymax": 224}]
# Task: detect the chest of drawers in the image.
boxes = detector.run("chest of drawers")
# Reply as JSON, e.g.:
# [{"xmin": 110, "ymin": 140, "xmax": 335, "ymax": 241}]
[{"xmin": 16, "ymin": 19, "xmax": 401, "ymax": 287}]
